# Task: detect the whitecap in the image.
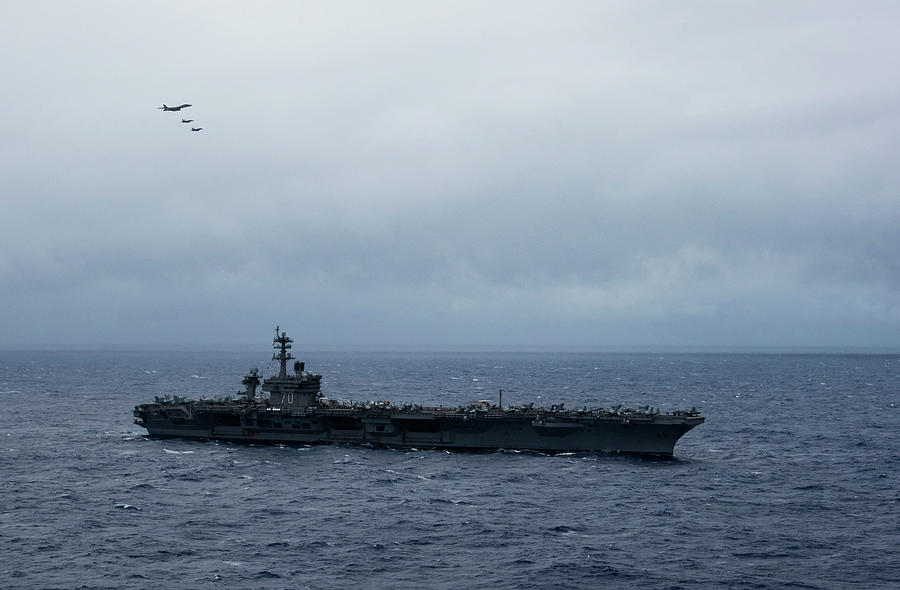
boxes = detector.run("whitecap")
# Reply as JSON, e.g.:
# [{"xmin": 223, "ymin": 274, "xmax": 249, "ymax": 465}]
[
  {"xmin": 114, "ymin": 503, "xmax": 142, "ymax": 511},
  {"xmin": 163, "ymin": 449, "xmax": 195, "ymax": 455}
]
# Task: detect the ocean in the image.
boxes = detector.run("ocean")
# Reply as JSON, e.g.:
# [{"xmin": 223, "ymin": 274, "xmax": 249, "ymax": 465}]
[{"xmin": 0, "ymin": 350, "xmax": 897, "ymax": 589}]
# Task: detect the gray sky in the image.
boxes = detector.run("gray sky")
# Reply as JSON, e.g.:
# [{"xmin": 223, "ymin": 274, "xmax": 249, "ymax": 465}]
[{"xmin": 2, "ymin": 1, "xmax": 900, "ymax": 349}]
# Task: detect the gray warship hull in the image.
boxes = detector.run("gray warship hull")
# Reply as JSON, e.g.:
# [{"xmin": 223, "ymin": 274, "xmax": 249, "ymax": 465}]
[
  {"xmin": 134, "ymin": 404, "xmax": 703, "ymax": 455},
  {"xmin": 133, "ymin": 327, "xmax": 704, "ymax": 456}
]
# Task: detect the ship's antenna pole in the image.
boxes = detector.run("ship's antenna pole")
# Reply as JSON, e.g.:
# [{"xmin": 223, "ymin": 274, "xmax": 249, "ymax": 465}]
[
  {"xmin": 273, "ymin": 326, "xmax": 294, "ymax": 379},
  {"xmin": 499, "ymin": 388, "xmax": 502, "ymax": 410}
]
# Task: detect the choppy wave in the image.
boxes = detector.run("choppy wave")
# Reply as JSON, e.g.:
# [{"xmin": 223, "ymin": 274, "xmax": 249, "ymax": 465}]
[{"xmin": 0, "ymin": 350, "xmax": 898, "ymax": 589}]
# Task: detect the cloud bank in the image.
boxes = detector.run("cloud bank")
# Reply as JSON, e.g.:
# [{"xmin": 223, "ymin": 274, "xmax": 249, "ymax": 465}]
[{"xmin": 2, "ymin": 2, "xmax": 900, "ymax": 348}]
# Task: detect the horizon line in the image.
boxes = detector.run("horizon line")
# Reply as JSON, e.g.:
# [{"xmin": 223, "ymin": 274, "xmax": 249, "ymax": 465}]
[{"xmin": 2, "ymin": 343, "xmax": 899, "ymax": 355}]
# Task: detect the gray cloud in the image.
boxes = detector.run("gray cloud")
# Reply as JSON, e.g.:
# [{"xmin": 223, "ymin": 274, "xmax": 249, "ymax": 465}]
[{"xmin": 2, "ymin": 2, "xmax": 900, "ymax": 348}]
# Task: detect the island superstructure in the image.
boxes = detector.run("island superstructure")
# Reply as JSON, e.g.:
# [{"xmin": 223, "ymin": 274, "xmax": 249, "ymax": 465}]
[{"xmin": 133, "ymin": 327, "xmax": 704, "ymax": 455}]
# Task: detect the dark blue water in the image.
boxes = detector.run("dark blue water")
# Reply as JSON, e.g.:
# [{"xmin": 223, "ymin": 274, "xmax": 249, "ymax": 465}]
[{"xmin": 1, "ymin": 350, "xmax": 897, "ymax": 589}]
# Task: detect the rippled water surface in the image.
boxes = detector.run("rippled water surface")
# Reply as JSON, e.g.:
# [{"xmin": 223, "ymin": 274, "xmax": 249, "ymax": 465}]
[{"xmin": 1, "ymin": 350, "xmax": 898, "ymax": 589}]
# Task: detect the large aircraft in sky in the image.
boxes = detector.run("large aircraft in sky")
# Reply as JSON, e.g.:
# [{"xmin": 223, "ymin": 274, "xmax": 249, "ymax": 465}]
[{"xmin": 158, "ymin": 103, "xmax": 192, "ymax": 111}]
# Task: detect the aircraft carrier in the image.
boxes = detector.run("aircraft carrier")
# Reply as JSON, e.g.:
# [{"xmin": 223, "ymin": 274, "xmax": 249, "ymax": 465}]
[{"xmin": 133, "ymin": 328, "xmax": 705, "ymax": 456}]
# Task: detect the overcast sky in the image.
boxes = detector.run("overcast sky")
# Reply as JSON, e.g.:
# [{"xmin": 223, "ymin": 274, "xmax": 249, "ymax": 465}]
[{"xmin": 2, "ymin": 1, "xmax": 900, "ymax": 349}]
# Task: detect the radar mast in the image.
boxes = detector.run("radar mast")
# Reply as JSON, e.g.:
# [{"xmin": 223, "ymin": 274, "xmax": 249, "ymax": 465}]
[{"xmin": 272, "ymin": 325, "xmax": 294, "ymax": 379}]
